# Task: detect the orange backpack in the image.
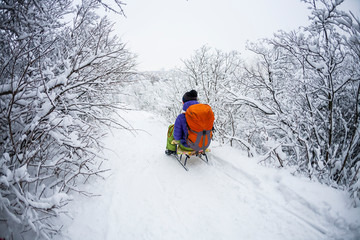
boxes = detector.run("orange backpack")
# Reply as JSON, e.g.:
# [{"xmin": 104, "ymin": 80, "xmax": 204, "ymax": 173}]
[{"xmin": 185, "ymin": 104, "xmax": 215, "ymax": 152}]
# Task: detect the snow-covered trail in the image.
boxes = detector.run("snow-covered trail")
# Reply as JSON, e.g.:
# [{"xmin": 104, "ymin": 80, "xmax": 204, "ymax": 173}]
[{"xmin": 58, "ymin": 110, "xmax": 360, "ymax": 240}]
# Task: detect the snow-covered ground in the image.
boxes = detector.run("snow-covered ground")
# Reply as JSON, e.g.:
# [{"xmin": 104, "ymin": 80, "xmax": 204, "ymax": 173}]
[{"xmin": 57, "ymin": 110, "xmax": 360, "ymax": 240}]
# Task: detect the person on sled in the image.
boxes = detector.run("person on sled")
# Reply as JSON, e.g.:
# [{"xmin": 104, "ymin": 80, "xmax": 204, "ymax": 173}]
[{"xmin": 165, "ymin": 90, "xmax": 200, "ymax": 155}]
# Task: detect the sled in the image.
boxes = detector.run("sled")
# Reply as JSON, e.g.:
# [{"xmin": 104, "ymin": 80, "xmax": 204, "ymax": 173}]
[{"xmin": 171, "ymin": 140, "xmax": 210, "ymax": 171}]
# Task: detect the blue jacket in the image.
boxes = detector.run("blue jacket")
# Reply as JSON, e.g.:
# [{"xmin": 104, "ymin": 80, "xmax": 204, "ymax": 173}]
[{"xmin": 174, "ymin": 100, "xmax": 199, "ymax": 147}]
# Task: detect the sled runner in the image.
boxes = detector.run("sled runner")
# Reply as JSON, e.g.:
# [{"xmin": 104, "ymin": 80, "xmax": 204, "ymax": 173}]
[{"xmin": 171, "ymin": 140, "xmax": 210, "ymax": 171}]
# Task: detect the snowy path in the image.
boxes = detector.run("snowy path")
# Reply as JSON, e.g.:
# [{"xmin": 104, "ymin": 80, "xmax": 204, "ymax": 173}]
[{"xmin": 58, "ymin": 110, "xmax": 360, "ymax": 240}]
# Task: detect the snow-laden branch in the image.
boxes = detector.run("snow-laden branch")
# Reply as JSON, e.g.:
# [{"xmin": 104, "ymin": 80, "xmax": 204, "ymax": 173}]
[
  {"xmin": 221, "ymin": 83, "xmax": 276, "ymax": 115},
  {"xmin": 0, "ymin": 0, "xmax": 135, "ymax": 238},
  {"xmin": 223, "ymin": 135, "xmax": 257, "ymax": 157}
]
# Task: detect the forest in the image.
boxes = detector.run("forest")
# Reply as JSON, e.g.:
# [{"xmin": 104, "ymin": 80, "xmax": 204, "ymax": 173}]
[{"xmin": 0, "ymin": 0, "xmax": 359, "ymax": 238}]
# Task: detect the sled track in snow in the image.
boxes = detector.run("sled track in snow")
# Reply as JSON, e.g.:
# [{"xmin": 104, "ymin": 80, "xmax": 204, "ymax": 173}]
[{"xmin": 208, "ymin": 152, "xmax": 343, "ymax": 239}]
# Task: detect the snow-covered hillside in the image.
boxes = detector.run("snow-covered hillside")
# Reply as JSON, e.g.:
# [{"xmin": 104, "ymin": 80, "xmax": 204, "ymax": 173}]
[{"xmin": 57, "ymin": 109, "xmax": 360, "ymax": 240}]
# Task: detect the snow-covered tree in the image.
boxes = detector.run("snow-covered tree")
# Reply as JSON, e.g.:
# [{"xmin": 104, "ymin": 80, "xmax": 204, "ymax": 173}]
[
  {"xmin": 0, "ymin": 0, "xmax": 134, "ymax": 238},
  {"xmin": 180, "ymin": 46, "xmax": 253, "ymax": 151},
  {"xmin": 224, "ymin": 0, "xmax": 360, "ymax": 205},
  {"xmin": 181, "ymin": 45, "xmax": 242, "ymax": 104},
  {"xmin": 124, "ymin": 71, "xmax": 187, "ymax": 122}
]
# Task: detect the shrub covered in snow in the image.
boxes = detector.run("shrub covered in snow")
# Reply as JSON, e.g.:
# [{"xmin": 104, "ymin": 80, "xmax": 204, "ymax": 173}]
[{"xmin": 0, "ymin": 0, "xmax": 135, "ymax": 238}]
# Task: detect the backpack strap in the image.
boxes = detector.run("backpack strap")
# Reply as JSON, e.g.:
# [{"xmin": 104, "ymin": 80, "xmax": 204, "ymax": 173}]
[{"xmin": 186, "ymin": 128, "xmax": 212, "ymax": 152}]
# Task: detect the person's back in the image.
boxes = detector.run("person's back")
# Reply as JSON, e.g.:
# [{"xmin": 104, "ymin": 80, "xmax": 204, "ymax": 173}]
[{"xmin": 173, "ymin": 99, "xmax": 199, "ymax": 148}]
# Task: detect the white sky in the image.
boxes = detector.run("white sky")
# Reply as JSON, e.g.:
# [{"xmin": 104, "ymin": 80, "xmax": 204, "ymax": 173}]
[{"xmin": 109, "ymin": 0, "xmax": 360, "ymax": 71}]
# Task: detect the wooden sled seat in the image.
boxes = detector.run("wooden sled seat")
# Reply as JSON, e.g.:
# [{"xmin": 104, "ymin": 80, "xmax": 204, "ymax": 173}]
[
  {"xmin": 171, "ymin": 140, "xmax": 210, "ymax": 155},
  {"xmin": 171, "ymin": 140, "xmax": 210, "ymax": 171}
]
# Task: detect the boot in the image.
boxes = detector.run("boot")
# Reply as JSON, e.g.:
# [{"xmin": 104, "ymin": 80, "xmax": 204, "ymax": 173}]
[{"xmin": 165, "ymin": 149, "xmax": 176, "ymax": 155}]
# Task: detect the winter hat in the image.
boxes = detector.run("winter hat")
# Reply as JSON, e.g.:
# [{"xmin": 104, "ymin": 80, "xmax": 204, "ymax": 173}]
[{"xmin": 182, "ymin": 90, "xmax": 198, "ymax": 103}]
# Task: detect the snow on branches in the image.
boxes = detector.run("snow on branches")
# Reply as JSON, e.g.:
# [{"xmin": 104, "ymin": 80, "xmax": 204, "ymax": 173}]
[
  {"xmin": 0, "ymin": 0, "xmax": 135, "ymax": 238},
  {"xmin": 238, "ymin": 0, "xmax": 359, "ymax": 206}
]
